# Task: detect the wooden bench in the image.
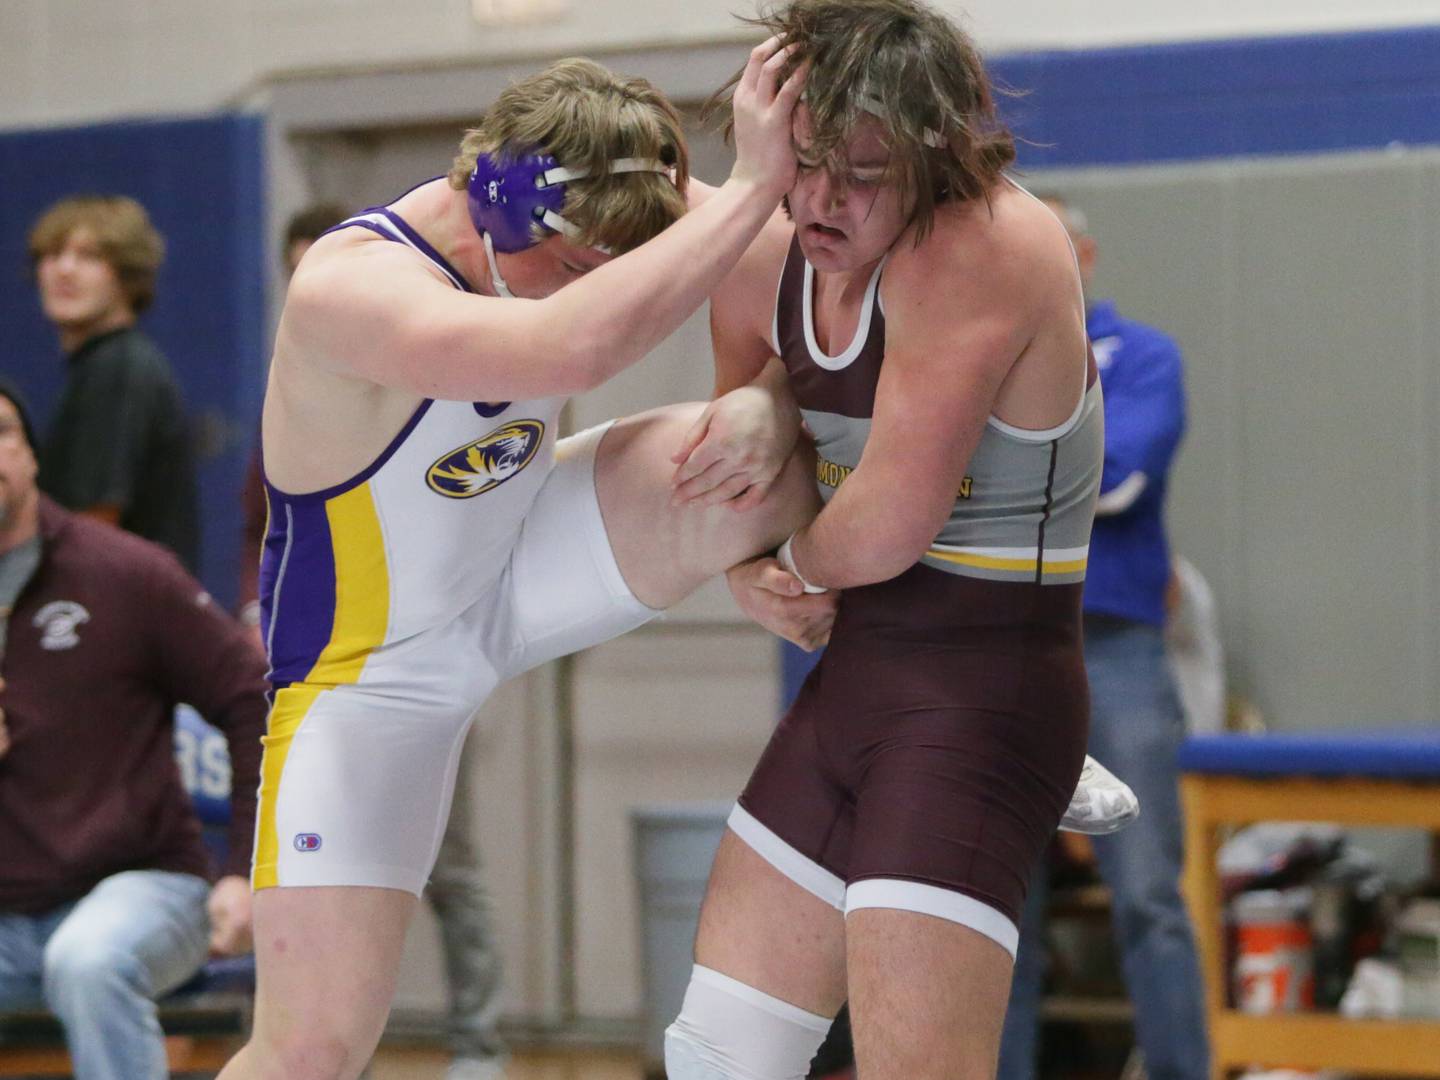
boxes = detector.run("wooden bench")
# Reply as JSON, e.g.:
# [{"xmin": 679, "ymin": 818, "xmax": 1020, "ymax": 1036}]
[{"xmin": 1180, "ymin": 728, "xmax": 1440, "ymax": 1079}]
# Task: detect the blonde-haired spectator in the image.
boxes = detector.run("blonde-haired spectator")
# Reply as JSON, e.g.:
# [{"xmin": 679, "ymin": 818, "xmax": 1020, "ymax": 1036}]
[{"xmin": 28, "ymin": 195, "xmax": 198, "ymax": 570}]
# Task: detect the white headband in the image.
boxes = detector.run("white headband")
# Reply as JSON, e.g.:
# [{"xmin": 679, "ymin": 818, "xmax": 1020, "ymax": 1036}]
[{"xmin": 858, "ymin": 95, "xmax": 946, "ymax": 149}]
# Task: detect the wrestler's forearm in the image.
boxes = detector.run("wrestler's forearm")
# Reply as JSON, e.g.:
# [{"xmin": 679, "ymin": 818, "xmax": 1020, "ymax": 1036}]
[
  {"xmin": 541, "ymin": 178, "xmax": 783, "ymax": 390},
  {"xmin": 788, "ymin": 472, "xmax": 946, "ymax": 590}
]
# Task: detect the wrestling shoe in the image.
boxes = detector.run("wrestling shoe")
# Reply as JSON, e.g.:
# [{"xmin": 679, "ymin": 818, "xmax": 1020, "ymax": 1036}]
[{"xmin": 1059, "ymin": 754, "xmax": 1140, "ymax": 835}]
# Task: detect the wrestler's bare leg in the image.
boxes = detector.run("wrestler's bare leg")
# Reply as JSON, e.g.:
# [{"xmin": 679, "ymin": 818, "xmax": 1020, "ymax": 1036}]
[
  {"xmin": 690, "ymin": 845, "xmax": 1012, "ymax": 1080},
  {"xmin": 693, "ymin": 830, "xmax": 848, "ymax": 1018},
  {"xmin": 848, "ymin": 909, "xmax": 1013, "ymax": 1080},
  {"xmin": 590, "ymin": 402, "xmax": 818, "ymax": 608},
  {"xmin": 217, "ymin": 886, "xmax": 417, "ymax": 1080}
]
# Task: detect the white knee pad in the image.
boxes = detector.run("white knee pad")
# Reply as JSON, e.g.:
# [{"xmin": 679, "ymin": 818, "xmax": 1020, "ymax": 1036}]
[{"xmin": 664, "ymin": 964, "xmax": 832, "ymax": 1080}]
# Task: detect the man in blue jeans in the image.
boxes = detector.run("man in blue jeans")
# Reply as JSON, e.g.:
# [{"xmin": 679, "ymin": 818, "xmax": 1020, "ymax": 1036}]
[
  {"xmin": 997, "ymin": 195, "xmax": 1210, "ymax": 1080},
  {"xmin": 0, "ymin": 380, "xmax": 266, "ymax": 1080}
]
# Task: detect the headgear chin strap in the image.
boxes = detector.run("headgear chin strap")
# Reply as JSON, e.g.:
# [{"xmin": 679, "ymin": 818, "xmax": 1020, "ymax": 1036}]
[
  {"xmin": 483, "ymin": 231, "xmax": 516, "ymax": 299},
  {"xmin": 468, "ymin": 149, "xmax": 672, "ymax": 255}
]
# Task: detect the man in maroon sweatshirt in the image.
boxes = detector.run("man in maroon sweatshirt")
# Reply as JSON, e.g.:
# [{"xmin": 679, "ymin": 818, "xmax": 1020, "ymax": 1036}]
[{"xmin": 0, "ymin": 379, "xmax": 266, "ymax": 1080}]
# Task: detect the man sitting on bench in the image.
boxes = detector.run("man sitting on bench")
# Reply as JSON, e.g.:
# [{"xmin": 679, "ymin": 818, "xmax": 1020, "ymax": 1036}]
[{"xmin": 0, "ymin": 379, "xmax": 266, "ymax": 1080}]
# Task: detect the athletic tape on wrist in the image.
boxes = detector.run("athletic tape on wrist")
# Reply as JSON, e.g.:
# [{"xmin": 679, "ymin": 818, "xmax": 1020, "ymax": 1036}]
[{"xmin": 777, "ymin": 535, "xmax": 828, "ymax": 594}]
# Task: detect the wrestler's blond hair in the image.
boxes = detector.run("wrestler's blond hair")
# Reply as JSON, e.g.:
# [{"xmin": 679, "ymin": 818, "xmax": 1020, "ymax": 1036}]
[{"xmin": 449, "ymin": 58, "xmax": 689, "ymax": 254}]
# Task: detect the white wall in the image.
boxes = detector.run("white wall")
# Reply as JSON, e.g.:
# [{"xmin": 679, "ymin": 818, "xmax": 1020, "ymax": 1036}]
[{"xmin": 3, "ymin": 0, "xmax": 1439, "ymax": 129}]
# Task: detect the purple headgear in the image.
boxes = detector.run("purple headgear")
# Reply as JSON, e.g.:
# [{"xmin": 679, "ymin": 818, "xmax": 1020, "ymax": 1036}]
[{"xmin": 467, "ymin": 148, "xmax": 672, "ymax": 253}]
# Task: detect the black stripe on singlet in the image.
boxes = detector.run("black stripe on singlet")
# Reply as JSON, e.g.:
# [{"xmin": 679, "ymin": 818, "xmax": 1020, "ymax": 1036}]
[{"xmin": 1034, "ymin": 440, "xmax": 1060, "ymax": 585}]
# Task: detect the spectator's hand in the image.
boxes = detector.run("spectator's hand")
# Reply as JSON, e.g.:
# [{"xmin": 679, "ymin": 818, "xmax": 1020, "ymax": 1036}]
[
  {"xmin": 238, "ymin": 601, "xmax": 266, "ymax": 657},
  {"xmin": 671, "ymin": 386, "xmax": 799, "ymax": 511},
  {"xmin": 0, "ymin": 678, "xmax": 9, "ymax": 760},
  {"xmin": 729, "ymin": 37, "xmax": 807, "ymax": 201},
  {"xmin": 208, "ymin": 875, "xmax": 254, "ymax": 956},
  {"xmin": 726, "ymin": 557, "xmax": 836, "ymax": 651}
]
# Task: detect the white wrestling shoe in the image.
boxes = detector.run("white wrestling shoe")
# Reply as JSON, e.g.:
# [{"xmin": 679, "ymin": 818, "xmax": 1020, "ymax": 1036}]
[{"xmin": 1059, "ymin": 755, "xmax": 1140, "ymax": 835}]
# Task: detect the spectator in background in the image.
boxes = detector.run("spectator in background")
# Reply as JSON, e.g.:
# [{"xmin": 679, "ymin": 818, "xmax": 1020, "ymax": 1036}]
[
  {"xmin": 997, "ymin": 195, "xmax": 1209, "ymax": 1080},
  {"xmin": 0, "ymin": 379, "xmax": 264, "ymax": 1080},
  {"xmin": 27, "ymin": 195, "xmax": 199, "ymax": 571},
  {"xmin": 239, "ymin": 202, "xmax": 510, "ymax": 1080}
]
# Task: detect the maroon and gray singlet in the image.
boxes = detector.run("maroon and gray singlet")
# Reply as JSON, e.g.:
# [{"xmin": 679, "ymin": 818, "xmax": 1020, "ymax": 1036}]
[{"xmin": 730, "ymin": 235, "xmax": 1104, "ymax": 950}]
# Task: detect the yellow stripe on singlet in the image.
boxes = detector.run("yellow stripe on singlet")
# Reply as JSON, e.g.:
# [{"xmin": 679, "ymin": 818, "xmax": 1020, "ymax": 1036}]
[
  {"xmin": 253, "ymin": 482, "xmax": 392, "ymax": 890},
  {"xmin": 925, "ymin": 548, "xmax": 1089, "ymax": 576}
]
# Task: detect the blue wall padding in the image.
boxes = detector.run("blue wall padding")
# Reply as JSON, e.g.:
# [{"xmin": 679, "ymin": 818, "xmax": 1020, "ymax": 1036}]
[
  {"xmin": 992, "ymin": 25, "xmax": 1440, "ymax": 168},
  {"xmin": 0, "ymin": 114, "xmax": 266, "ymax": 608}
]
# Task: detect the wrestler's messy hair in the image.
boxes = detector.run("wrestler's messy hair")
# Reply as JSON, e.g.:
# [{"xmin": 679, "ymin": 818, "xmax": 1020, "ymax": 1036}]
[
  {"xmin": 449, "ymin": 58, "xmax": 690, "ymax": 254},
  {"xmin": 706, "ymin": 0, "xmax": 1015, "ymax": 241}
]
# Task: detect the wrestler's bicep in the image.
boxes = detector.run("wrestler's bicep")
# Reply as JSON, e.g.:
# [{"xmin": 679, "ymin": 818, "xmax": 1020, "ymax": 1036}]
[{"xmin": 284, "ymin": 254, "xmax": 572, "ymax": 400}]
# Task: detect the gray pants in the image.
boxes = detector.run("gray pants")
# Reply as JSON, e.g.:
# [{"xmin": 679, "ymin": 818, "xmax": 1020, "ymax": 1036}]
[{"xmin": 428, "ymin": 748, "xmax": 506, "ymax": 1062}]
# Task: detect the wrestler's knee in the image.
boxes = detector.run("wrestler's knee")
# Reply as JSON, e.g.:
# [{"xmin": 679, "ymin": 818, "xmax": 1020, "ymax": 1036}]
[
  {"xmin": 664, "ymin": 965, "xmax": 831, "ymax": 1080},
  {"xmin": 591, "ymin": 402, "xmax": 704, "ymax": 501},
  {"xmin": 610, "ymin": 401, "xmax": 707, "ymax": 454},
  {"xmin": 241, "ymin": 1001, "xmax": 381, "ymax": 1080},
  {"xmin": 758, "ymin": 440, "xmax": 821, "ymax": 535},
  {"xmin": 235, "ymin": 1028, "xmax": 365, "ymax": 1080}
]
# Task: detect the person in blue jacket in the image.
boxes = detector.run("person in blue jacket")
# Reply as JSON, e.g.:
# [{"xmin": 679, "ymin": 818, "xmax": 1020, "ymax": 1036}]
[{"xmin": 997, "ymin": 194, "xmax": 1210, "ymax": 1080}]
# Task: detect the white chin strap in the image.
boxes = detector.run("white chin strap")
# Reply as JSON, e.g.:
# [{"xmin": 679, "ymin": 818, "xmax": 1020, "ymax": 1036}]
[{"xmin": 483, "ymin": 231, "xmax": 516, "ymax": 299}]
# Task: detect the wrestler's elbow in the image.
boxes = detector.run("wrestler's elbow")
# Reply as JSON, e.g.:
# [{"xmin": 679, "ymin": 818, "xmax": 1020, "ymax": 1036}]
[
  {"xmin": 538, "ymin": 341, "xmax": 610, "ymax": 395},
  {"xmin": 575, "ymin": 315, "xmax": 645, "ymax": 389}
]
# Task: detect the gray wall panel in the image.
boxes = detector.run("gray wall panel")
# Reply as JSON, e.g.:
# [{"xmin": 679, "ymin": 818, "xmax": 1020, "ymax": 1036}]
[
  {"xmin": 1035, "ymin": 151, "xmax": 1440, "ymax": 731},
  {"xmin": 1231, "ymin": 163, "xmax": 1427, "ymax": 729},
  {"xmin": 1420, "ymin": 161, "xmax": 1440, "ymax": 721}
]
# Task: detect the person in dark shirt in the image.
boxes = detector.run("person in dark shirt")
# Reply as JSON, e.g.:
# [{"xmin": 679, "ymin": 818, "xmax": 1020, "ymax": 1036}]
[
  {"xmin": 0, "ymin": 381, "xmax": 266, "ymax": 1080},
  {"xmin": 28, "ymin": 195, "xmax": 200, "ymax": 571}
]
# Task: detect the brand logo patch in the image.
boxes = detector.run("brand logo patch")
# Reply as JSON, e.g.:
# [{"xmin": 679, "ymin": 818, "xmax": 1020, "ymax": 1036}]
[
  {"xmin": 427, "ymin": 419, "xmax": 544, "ymax": 499},
  {"xmin": 293, "ymin": 833, "xmax": 323, "ymax": 852},
  {"xmin": 33, "ymin": 600, "xmax": 90, "ymax": 651}
]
